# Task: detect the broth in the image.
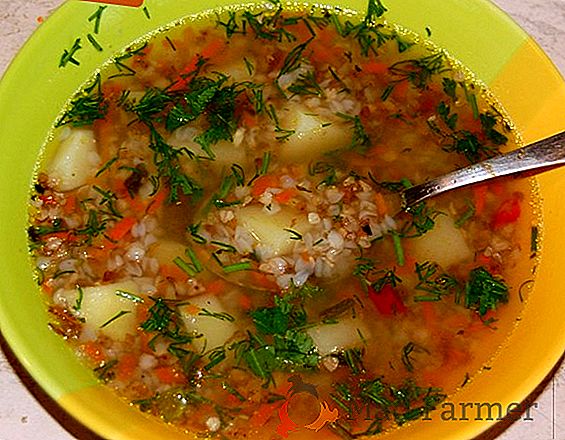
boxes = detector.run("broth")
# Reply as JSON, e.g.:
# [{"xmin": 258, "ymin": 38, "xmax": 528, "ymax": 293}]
[{"xmin": 28, "ymin": 1, "xmax": 538, "ymax": 438}]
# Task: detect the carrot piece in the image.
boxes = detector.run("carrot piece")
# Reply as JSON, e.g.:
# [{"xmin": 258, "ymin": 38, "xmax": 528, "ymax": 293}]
[
  {"xmin": 374, "ymin": 192, "xmax": 389, "ymax": 217},
  {"xmin": 105, "ymin": 217, "xmax": 136, "ymax": 242},
  {"xmin": 249, "ymin": 271, "xmax": 279, "ymax": 290},
  {"xmin": 184, "ymin": 304, "xmax": 201, "ymax": 315},
  {"xmin": 249, "ymin": 403, "xmax": 280, "ymax": 429},
  {"xmin": 205, "ymin": 278, "xmax": 228, "ymax": 295},
  {"xmin": 154, "ymin": 366, "xmax": 186, "ymax": 385},
  {"xmin": 242, "ymin": 111, "xmax": 258, "ymax": 128},
  {"xmin": 238, "ymin": 294, "xmax": 253, "ymax": 311},
  {"xmin": 81, "ymin": 341, "xmax": 106, "ymax": 364},
  {"xmin": 273, "ymin": 188, "xmax": 297, "ymax": 204},
  {"xmin": 251, "ymin": 174, "xmax": 280, "ymax": 198},
  {"xmin": 159, "ymin": 263, "xmax": 189, "ymax": 282},
  {"xmin": 363, "ymin": 61, "xmax": 388, "ymax": 75},
  {"xmin": 146, "ymin": 189, "xmax": 168, "ymax": 215},
  {"xmin": 63, "ymin": 195, "xmax": 77, "ymax": 215},
  {"xmin": 201, "ymin": 39, "xmax": 225, "ymax": 59},
  {"xmin": 473, "ymin": 184, "xmax": 488, "ymax": 216},
  {"xmin": 116, "ymin": 353, "xmax": 138, "ymax": 382}
]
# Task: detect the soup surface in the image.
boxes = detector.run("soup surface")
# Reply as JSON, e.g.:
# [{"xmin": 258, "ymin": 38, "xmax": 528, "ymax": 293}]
[{"xmin": 28, "ymin": 1, "xmax": 538, "ymax": 438}]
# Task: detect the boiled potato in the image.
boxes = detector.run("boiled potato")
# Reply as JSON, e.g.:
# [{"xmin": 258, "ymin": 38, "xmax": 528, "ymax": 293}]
[
  {"xmin": 307, "ymin": 318, "xmax": 369, "ymax": 356},
  {"xmin": 407, "ymin": 214, "xmax": 473, "ymax": 269},
  {"xmin": 47, "ymin": 128, "xmax": 100, "ymax": 191},
  {"xmin": 279, "ymin": 109, "xmax": 351, "ymax": 161},
  {"xmin": 235, "ymin": 205, "xmax": 311, "ymax": 259},
  {"xmin": 180, "ymin": 294, "xmax": 237, "ymax": 352},
  {"xmin": 59, "ymin": 281, "xmax": 141, "ymax": 341}
]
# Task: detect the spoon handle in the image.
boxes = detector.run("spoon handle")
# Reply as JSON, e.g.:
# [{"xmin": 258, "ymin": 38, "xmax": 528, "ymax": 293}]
[{"xmin": 401, "ymin": 130, "xmax": 565, "ymax": 208}]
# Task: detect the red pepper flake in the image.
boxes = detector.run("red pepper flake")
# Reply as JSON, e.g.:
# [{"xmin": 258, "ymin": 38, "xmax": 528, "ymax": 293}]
[{"xmin": 491, "ymin": 193, "xmax": 521, "ymax": 230}]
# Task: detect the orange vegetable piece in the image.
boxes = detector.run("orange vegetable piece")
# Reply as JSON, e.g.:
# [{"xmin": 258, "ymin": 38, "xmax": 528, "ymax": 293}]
[
  {"xmin": 251, "ymin": 174, "xmax": 280, "ymax": 198},
  {"xmin": 154, "ymin": 365, "xmax": 186, "ymax": 385},
  {"xmin": 116, "ymin": 353, "xmax": 138, "ymax": 382},
  {"xmin": 105, "ymin": 217, "xmax": 136, "ymax": 242}
]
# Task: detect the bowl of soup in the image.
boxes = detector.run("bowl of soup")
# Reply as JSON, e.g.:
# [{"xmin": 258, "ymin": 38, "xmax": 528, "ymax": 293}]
[{"xmin": 1, "ymin": 0, "xmax": 565, "ymax": 439}]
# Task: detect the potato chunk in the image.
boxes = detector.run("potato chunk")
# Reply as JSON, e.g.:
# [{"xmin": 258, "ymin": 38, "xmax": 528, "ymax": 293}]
[
  {"xmin": 58, "ymin": 281, "xmax": 141, "ymax": 341},
  {"xmin": 407, "ymin": 214, "xmax": 473, "ymax": 269},
  {"xmin": 47, "ymin": 128, "xmax": 100, "ymax": 191},
  {"xmin": 180, "ymin": 294, "xmax": 237, "ymax": 352},
  {"xmin": 235, "ymin": 205, "xmax": 311, "ymax": 259},
  {"xmin": 307, "ymin": 318, "xmax": 369, "ymax": 356},
  {"xmin": 279, "ymin": 109, "xmax": 351, "ymax": 162}
]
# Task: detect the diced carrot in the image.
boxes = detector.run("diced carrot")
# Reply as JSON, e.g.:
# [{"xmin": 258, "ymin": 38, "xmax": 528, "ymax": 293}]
[
  {"xmin": 63, "ymin": 195, "xmax": 77, "ymax": 215},
  {"xmin": 249, "ymin": 271, "xmax": 279, "ymax": 290},
  {"xmin": 249, "ymin": 403, "xmax": 280, "ymax": 429},
  {"xmin": 201, "ymin": 39, "xmax": 225, "ymax": 59},
  {"xmin": 393, "ymin": 80, "xmax": 410, "ymax": 101},
  {"xmin": 473, "ymin": 184, "xmax": 488, "ymax": 216},
  {"xmin": 239, "ymin": 294, "xmax": 253, "ymax": 311},
  {"xmin": 420, "ymin": 301, "xmax": 438, "ymax": 333},
  {"xmin": 81, "ymin": 341, "xmax": 106, "ymax": 364},
  {"xmin": 154, "ymin": 365, "xmax": 186, "ymax": 385},
  {"xmin": 184, "ymin": 304, "xmax": 201, "ymax": 315},
  {"xmin": 105, "ymin": 217, "xmax": 136, "ymax": 242},
  {"xmin": 242, "ymin": 111, "xmax": 258, "ymax": 128},
  {"xmin": 273, "ymin": 188, "xmax": 297, "ymax": 204},
  {"xmin": 374, "ymin": 192, "xmax": 389, "ymax": 217},
  {"xmin": 41, "ymin": 281, "xmax": 54, "ymax": 296},
  {"xmin": 251, "ymin": 174, "xmax": 280, "ymax": 198},
  {"xmin": 159, "ymin": 263, "xmax": 189, "ymax": 282},
  {"xmin": 146, "ymin": 189, "xmax": 168, "ymax": 215},
  {"xmin": 116, "ymin": 353, "xmax": 138, "ymax": 382},
  {"xmin": 363, "ymin": 61, "xmax": 388, "ymax": 75},
  {"xmin": 205, "ymin": 278, "xmax": 228, "ymax": 296}
]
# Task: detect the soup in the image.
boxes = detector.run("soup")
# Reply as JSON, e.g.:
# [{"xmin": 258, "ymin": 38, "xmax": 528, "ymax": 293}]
[{"xmin": 28, "ymin": 1, "xmax": 537, "ymax": 438}]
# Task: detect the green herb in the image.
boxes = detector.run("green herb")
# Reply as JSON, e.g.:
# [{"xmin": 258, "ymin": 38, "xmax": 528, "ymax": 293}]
[
  {"xmin": 319, "ymin": 298, "xmax": 356, "ymax": 321},
  {"xmin": 222, "ymin": 382, "xmax": 246, "ymax": 402},
  {"xmin": 454, "ymin": 199, "xmax": 476, "ymax": 228},
  {"xmin": 95, "ymin": 156, "xmax": 119, "ymax": 177},
  {"xmin": 56, "ymin": 73, "xmax": 107, "ymax": 127},
  {"xmin": 464, "ymin": 266, "xmax": 509, "ymax": 316},
  {"xmin": 341, "ymin": 347, "xmax": 366, "ymax": 375},
  {"xmin": 74, "ymin": 286, "xmax": 84, "ymax": 311},
  {"xmin": 442, "ymin": 77, "xmax": 457, "ymax": 100},
  {"xmin": 461, "ymin": 83, "xmax": 479, "ymax": 119},
  {"xmin": 141, "ymin": 297, "xmax": 195, "ymax": 346},
  {"xmin": 387, "ymin": 52, "xmax": 446, "ymax": 92},
  {"xmin": 142, "ymin": 6, "xmax": 151, "ymax": 20},
  {"xmin": 391, "ymin": 231, "xmax": 405, "ymax": 266},
  {"xmin": 437, "ymin": 101, "xmax": 458, "ymax": 130},
  {"xmin": 100, "ymin": 310, "xmax": 131, "ymax": 328},
  {"xmin": 59, "ymin": 38, "xmax": 82, "ymax": 67},
  {"xmin": 530, "ymin": 225, "xmax": 539, "ymax": 256},
  {"xmin": 148, "ymin": 127, "xmax": 203, "ymax": 203},
  {"xmin": 284, "ymin": 229, "xmax": 303, "ymax": 240},
  {"xmin": 110, "ymin": 42, "xmax": 147, "ymax": 78},
  {"xmin": 364, "ymin": 0, "xmax": 388, "ymax": 23},
  {"xmin": 414, "ymin": 261, "xmax": 461, "ymax": 302},
  {"xmin": 480, "ymin": 112, "xmax": 509, "ymax": 146},
  {"xmin": 336, "ymin": 112, "xmax": 371, "ymax": 153},
  {"xmin": 216, "ymin": 11, "xmax": 245, "ymax": 38},
  {"xmin": 94, "ymin": 359, "xmax": 117, "ymax": 383},
  {"xmin": 278, "ymin": 37, "xmax": 314, "ymax": 79},
  {"xmin": 309, "ymin": 161, "xmax": 338, "ymax": 186},
  {"xmin": 401, "ymin": 342, "xmax": 429, "ymax": 372},
  {"xmin": 76, "ymin": 209, "xmax": 107, "ymax": 243},
  {"xmin": 93, "ymin": 185, "xmax": 122, "ymax": 218},
  {"xmin": 401, "ymin": 201, "xmax": 441, "ymax": 238},
  {"xmin": 88, "ymin": 5, "xmax": 107, "ymax": 34},
  {"xmin": 222, "ymin": 261, "xmax": 253, "ymax": 273},
  {"xmin": 173, "ymin": 256, "xmax": 199, "ymax": 277},
  {"xmin": 115, "ymin": 290, "xmax": 144, "ymax": 303},
  {"xmin": 187, "ymin": 223, "xmax": 208, "ymax": 244},
  {"xmin": 87, "ymin": 33, "xmax": 103, "ymax": 52},
  {"xmin": 199, "ymin": 309, "xmax": 235, "ymax": 322},
  {"xmin": 267, "ymin": 105, "xmax": 295, "ymax": 141},
  {"xmin": 288, "ymin": 71, "xmax": 324, "ymax": 97},
  {"xmin": 204, "ymin": 347, "xmax": 227, "ymax": 370}
]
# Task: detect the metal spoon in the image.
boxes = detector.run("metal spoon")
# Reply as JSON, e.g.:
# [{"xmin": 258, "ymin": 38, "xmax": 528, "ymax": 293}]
[{"xmin": 400, "ymin": 130, "xmax": 565, "ymax": 210}]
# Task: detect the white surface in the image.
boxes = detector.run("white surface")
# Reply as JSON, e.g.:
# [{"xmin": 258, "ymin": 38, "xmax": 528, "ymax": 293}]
[{"xmin": 1, "ymin": 1, "xmax": 564, "ymax": 439}]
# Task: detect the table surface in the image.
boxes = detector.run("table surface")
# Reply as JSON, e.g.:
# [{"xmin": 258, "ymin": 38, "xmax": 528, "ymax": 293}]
[{"xmin": 1, "ymin": 1, "xmax": 564, "ymax": 439}]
